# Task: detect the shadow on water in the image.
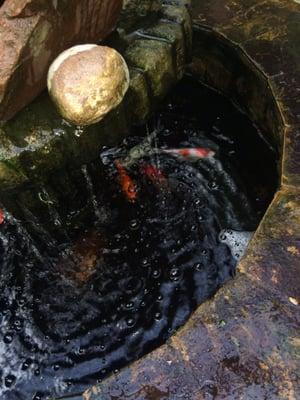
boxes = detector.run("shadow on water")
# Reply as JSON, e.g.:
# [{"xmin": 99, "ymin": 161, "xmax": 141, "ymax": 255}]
[{"xmin": 0, "ymin": 78, "xmax": 278, "ymax": 399}]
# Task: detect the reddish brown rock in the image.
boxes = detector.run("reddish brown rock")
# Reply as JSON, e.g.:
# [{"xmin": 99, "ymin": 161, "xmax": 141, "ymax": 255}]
[{"xmin": 0, "ymin": 0, "xmax": 122, "ymax": 122}]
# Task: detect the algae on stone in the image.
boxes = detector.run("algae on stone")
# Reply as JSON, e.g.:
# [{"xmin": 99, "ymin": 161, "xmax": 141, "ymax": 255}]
[{"xmin": 125, "ymin": 39, "xmax": 176, "ymax": 100}]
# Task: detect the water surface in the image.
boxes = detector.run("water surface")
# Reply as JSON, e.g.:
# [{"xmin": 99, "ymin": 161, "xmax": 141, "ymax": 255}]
[{"xmin": 0, "ymin": 78, "xmax": 278, "ymax": 399}]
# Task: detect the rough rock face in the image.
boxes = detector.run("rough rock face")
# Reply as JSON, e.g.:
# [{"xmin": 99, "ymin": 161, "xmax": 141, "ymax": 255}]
[
  {"xmin": 0, "ymin": 0, "xmax": 122, "ymax": 122},
  {"xmin": 48, "ymin": 45, "xmax": 130, "ymax": 126},
  {"xmin": 120, "ymin": 0, "xmax": 160, "ymax": 31}
]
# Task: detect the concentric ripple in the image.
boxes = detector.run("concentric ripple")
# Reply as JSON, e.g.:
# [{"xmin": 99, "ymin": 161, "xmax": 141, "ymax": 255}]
[{"xmin": 0, "ymin": 78, "xmax": 277, "ymax": 399}]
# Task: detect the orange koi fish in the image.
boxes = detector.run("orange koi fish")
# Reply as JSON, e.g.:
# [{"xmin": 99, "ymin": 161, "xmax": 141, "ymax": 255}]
[
  {"xmin": 0, "ymin": 209, "xmax": 4, "ymax": 225},
  {"xmin": 163, "ymin": 148, "xmax": 215, "ymax": 161},
  {"xmin": 114, "ymin": 159, "xmax": 137, "ymax": 202},
  {"xmin": 141, "ymin": 163, "xmax": 168, "ymax": 188}
]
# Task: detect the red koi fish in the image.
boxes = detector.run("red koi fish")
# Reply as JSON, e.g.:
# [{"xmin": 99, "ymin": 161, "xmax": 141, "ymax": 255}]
[
  {"xmin": 163, "ymin": 147, "xmax": 215, "ymax": 161},
  {"xmin": 114, "ymin": 160, "xmax": 137, "ymax": 202},
  {"xmin": 141, "ymin": 163, "xmax": 168, "ymax": 188},
  {"xmin": 0, "ymin": 209, "xmax": 4, "ymax": 225}
]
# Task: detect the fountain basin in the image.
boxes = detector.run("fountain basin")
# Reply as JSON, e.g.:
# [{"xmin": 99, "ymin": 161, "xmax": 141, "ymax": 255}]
[{"xmin": 0, "ymin": 0, "xmax": 299, "ymax": 399}]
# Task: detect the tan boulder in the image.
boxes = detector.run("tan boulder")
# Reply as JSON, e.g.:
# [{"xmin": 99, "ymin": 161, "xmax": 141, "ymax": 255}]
[
  {"xmin": 47, "ymin": 45, "xmax": 130, "ymax": 126},
  {"xmin": 0, "ymin": 0, "xmax": 122, "ymax": 123}
]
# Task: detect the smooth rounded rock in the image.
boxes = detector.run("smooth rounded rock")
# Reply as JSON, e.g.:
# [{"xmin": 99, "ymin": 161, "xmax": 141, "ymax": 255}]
[
  {"xmin": 0, "ymin": 0, "xmax": 123, "ymax": 122},
  {"xmin": 47, "ymin": 44, "xmax": 130, "ymax": 126}
]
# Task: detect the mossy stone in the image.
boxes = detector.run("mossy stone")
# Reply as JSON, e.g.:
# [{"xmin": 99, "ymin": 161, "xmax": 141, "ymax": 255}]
[
  {"xmin": 125, "ymin": 39, "xmax": 176, "ymax": 100},
  {"xmin": 161, "ymin": 4, "xmax": 193, "ymax": 58},
  {"xmin": 140, "ymin": 20, "xmax": 186, "ymax": 79},
  {"xmin": 126, "ymin": 68, "xmax": 151, "ymax": 124}
]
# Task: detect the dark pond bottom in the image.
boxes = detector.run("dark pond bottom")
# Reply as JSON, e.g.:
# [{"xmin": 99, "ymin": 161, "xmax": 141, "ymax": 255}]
[{"xmin": 0, "ymin": 78, "xmax": 278, "ymax": 399}]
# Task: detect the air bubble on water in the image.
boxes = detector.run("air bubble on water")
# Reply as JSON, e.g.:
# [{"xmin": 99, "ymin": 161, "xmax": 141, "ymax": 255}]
[
  {"xmin": 129, "ymin": 219, "xmax": 139, "ymax": 230},
  {"xmin": 126, "ymin": 318, "xmax": 135, "ymax": 327},
  {"xmin": 3, "ymin": 333, "xmax": 13, "ymax": 344},
  {"xmin": 154, "ymin": 312, "xmax": 162, "ymax": 320},
  {"xmin": 195, "ymin": 263, "xmax": 203, "ymax": 271},
  {"xmin": 209, "ymin": 181, "xmax": 218, "ymax": 189},
  {"xmin": 32, "ymin": 393, "xmax": 43, "ymax": 400},
  {"xmin": 169, "ymin": 268, "xmax": 181, "ymax": 281},
  {"xmin": 125, "ymin": 302, "xmax": 134, "ymax": 309},
  {"xmin": 22, "ymin": 359, "xmax": 32, "ymax": 370},
  {"xmin": 5, "ymin": 374, "xmax": 16, "ymax": 387},
  {"xmin": 152, "ymin": 270, "xmax": 160, "ymax": 278},
  {"xmin": 141, "ymin": 258, "xmax": 149, "ymax": 267}
]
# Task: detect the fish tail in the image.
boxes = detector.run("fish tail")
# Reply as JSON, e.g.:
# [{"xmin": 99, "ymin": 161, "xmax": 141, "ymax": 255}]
[{"xmin": 114, "ymin": 159, "xmax": 137, "ymax": 202}]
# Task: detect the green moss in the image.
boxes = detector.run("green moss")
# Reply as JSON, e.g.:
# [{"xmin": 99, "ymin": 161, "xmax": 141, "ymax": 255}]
[
  {"xmin": 125, "ymin": 39, "xmax": 176, "ymax": 100},
  {"xmin": 161, "ymin": 4, "xmax": 192, "ymax": 58},
  {"xmin": 126, "ymin": 68, "xmax": 151, "ymax": 124},
  {"xmin": 140, "ymin": 20, "xmax": 186, "ymax": 79}
]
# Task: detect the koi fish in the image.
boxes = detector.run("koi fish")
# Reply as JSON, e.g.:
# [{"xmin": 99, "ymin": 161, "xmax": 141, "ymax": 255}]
[
  {"xmin": 0, "ymin": 210, "xmax": 4, "ymax": 225},
  {"xmin": 140, "ymin": 163, "xmax": 168, "ymax": 188},
  {"xmin": 163, "ymin": 148, "xmax": 215, "ymax": 161},
  {"xmin": 114, "ymin": 159, "xmax": 137, "ymax": 202}
]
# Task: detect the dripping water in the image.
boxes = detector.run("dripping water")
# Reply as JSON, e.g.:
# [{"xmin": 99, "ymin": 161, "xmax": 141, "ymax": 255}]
[{"xmin": 81, "ymin": 165, "xmax": 103, "ymax": 224}]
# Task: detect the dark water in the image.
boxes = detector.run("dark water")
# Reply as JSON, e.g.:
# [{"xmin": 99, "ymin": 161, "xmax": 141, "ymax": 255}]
[{"xmin": 0, "ymin": 78, "xmax": 278, "ymax": 399}]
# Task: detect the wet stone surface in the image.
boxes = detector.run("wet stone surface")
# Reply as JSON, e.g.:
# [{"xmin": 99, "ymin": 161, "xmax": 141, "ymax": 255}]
[{"xmin": 0, "ymin": 79, "xmax": 277, "ymax": 399}]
